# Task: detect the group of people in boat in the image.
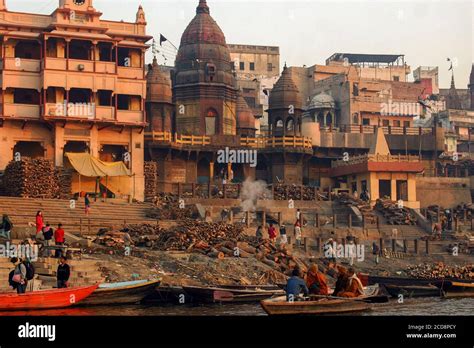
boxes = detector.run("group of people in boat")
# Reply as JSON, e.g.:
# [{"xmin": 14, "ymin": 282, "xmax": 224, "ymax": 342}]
[{"xmin": 285, "ymin": 263, "xmax": 364, "ymax": 301}]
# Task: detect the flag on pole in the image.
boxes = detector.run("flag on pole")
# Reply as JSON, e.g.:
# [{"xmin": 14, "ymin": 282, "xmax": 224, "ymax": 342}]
[{"xmin": 160, "ymin": 34, "xmax": 168, "ymax": 46}]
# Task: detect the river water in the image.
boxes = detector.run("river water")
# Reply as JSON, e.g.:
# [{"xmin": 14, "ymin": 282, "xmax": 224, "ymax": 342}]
[{"xmin": 1, "ymin": 297, "xmax": 472, "ymax": 316}]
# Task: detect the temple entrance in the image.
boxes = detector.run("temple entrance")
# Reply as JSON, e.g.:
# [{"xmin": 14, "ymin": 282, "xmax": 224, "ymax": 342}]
[
  {"xmin": 13, "ymin": 141, "xmax": 44, "ymax": 159},
  {"xmin": 379, "ymin": 180, "xmax": 391, "ymax": 199}
]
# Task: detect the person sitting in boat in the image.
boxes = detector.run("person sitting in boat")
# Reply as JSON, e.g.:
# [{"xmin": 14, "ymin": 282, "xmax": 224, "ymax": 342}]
[
  {"xmin": 285, "ymin": 268, "xmax": 309, "ymax": 301},
  {"xmin": 305, "ymin": 264, "xmax": 329, "ymax": 295},
  {"xmin": 57, "ymin": 256, "xmax": 70, "ymax": 289},
  {"xmin": 333, "ymin": 265, "xmax": 349, "ymax": 296},
  {"xmin": 338, "ymin": 268, "xmax": 364, "ymax": 298}
]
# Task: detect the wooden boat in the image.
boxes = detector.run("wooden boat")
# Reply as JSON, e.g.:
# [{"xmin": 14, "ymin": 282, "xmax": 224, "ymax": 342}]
[
  {"xmin": 435, "ymin": 281, "xmax": 474, "ymax": 298},
  {"xmin": 362, "ymin": 274, "xmax": 472, "ymax": 287},
  {"xmin": 383, "ymin": 284, "xmax": 441, "ymax": 298},
  {"xmin": 323, "ymin": 284, "xmax": 388, "ymax": 303},
  {"xmin": 261, "ymin": 295, "xmax": 371, "ymax": 315},
  {"xmin": 79, "ymin": 279, "xmax": 161, "ymax": 306},
  {"xmin": 182, "ymin": 285, "xmax": 285, "ymax": 303},
  {"xmin": 0, "ymin": 284, "xmax": 98, "ymax": 311},
  {"xmin": 146, "ymin": 285, "xmax": 186, "ymax": 303}
]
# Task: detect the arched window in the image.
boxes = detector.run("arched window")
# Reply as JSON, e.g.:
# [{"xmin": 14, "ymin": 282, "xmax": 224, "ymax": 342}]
[
  {"xmin": 286, "ymin": 117, "xmax": 294, "ymax": 132},
  {"xmin": 276, "ymin": 119, "xmax": 283, "ymax": 128},
  {"xmin": 353, "ymin": 113, "xmax": 359, "ymax": 125},
  {"xmin": 317, "ymin": 112, "xmax": 325, "ymax": 126},
  {"xmin": 326, "ymin": 112, "xmax": 333, "ymax": 127},
  {"xmin": 205, "ymin": 108, "xmax": 218, "ymax": 135}
]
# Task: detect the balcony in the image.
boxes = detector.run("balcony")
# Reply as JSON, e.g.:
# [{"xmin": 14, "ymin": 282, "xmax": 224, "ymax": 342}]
[
  {"xmin": 1, "ymin": 57, "xmax": 41, "ymax": 72},
  {"xmin": 45, "ymin": 103, "xmax": 95, "ymax": 120},
  {"xmin": 44, "ymin": 58, "xmax": 67, "ymax": 70},
  {"xmin": 96, "ymin": 61, "xmax": 116, "ymax": 74},
  {"xmin": 4, "ymin": 103, "xmax": 40, "ymax": 119},
  {"xmin": 116, "ymin": 110, "xmax": 143, "ymax": 123},
  {"xmin": 117, "ymin": 66, "xmax": 143, "ymax": 80},
  {"xmin": 69, "ymin": 59, "xmax": 94, "ymax": 73},
  {"xmin": 96, "ymin": 106, "xmax": 115, "ymax": 121}
]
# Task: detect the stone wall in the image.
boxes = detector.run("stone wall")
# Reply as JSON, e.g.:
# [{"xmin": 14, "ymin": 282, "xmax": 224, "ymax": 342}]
[{"xmin": 415, "ymin": 177, "xmax": 472, "ymax": 208}]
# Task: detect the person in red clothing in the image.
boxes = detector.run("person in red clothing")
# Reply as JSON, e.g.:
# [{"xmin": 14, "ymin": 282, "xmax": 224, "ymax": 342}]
[
  {"xmin": 267, "ymin": 223, "xmax": 277, "ymax": 244},
  {"xmin": 35, "ymin": 211, "xmax": 44, "ymax": 235},
  {"xmin": 54, "ymin": 223, "xmax": 65, "ymax": 258}
]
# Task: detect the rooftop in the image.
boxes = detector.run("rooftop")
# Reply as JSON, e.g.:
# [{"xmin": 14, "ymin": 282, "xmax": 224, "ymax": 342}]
[{"xmin": 326, "ymin": 53, "xmax": 405, "ymax": 66}]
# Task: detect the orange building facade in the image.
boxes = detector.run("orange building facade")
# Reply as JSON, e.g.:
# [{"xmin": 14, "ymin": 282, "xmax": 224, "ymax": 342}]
[{"xmin": 0, "ymin": 0, "xmax": 150, "ymax": 200}]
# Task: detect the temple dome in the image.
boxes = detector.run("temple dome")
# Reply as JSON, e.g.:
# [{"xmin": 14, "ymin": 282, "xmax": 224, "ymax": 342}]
[
  {"xmin": 174, "ymin": 0, "xmax": 235, "ymax": 87},
  {"xmin": 146, "ymin": 57, "xmax": 172, "ymax": 104},
  {"xmin": 307, "ymin": 92, "xmax": 335, "ymax": 110},
  {"xmin": 236, "ymin": 92, "xmax": 256, "ymax": 131},
  {"xmin": 268, "ymin": 65, "xmax": 302, "ymax": 110}
]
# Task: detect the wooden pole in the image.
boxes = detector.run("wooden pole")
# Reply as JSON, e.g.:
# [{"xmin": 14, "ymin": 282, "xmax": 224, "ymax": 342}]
[
  {"xmin": 403, "ymin": 239, "xmax": 408, "ymax": 253},
  {"xmin": 348, "ymin": 214, "xmax": 352, "ymax": 228},
  {"xmin": 392, "ymin": 239, "xmax": 396, "ymax": 252},
  {"xmin": 414, "ymin": 239, "xmax": 418, "ymax": 254},
  {"xmin": 379, "ymin": 238, "xmax": 383, "ymax": 252},
  {"xmin": 425, "ymin": 239, "xmax": 430, "ymax": 254}
]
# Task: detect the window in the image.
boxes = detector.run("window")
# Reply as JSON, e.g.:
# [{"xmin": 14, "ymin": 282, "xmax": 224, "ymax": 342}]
[
  {"xmin": 393, "ymin": 120, "xmax": 401, "ymax": 127},
  {"xmin": 382, "ymin": 120, "xmax": 390, "ymax": 127},
  {"xmin": 393, "ymin": 76, "xmax": 400, "ymax": 81},
  {"xmin": 249, "ymin": 62, "xmax": 255, "ymax": 71},
  {"xmin": 239, "ymin": 62, "xmax": 245, "ymax": 71},
  {"xmin": 267, "ymin": 63, "xmax": 273, "ymax": 72},
  {"xmin": 403, "ymin": 121, "xmax": 410, "ymax": 127},
  {"xmin": 362, "ymin": 118, "xmax": 370, "ymax": 125}
]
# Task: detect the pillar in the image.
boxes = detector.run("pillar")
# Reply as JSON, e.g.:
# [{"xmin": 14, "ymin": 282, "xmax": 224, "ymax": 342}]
[
  {"xmin": 54, "ymin": 124, "xmax": 65, "ymax": 167},
  {"xmin": 390, "ymin": 179, "xmax": 397, "ymax": 202}
]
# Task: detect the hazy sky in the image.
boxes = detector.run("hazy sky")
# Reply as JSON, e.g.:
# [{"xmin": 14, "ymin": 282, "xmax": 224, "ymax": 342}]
[{"xmin": 8, "ymin": 0, "xmax": 474, "ymax": 88}]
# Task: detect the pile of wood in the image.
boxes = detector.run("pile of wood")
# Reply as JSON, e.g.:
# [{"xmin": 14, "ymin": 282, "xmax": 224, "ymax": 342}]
[
  {"xmin": 144, "ymin": 161, "xmax": 158, "ymax": 202},
  {"xmin": 337, "ymin": 192, "xmax": 375, "ymax": 221},
  {"xmin": 153, "ymin": 220, "xmax": 244, "ymax": 251},
  {"xmin": 146, "ymin": 194, "xmax": 199, "ymax": 220},
  {"xmin": 406, "ymin": 263, "xmax": 474, "ymax": 280},
  {"xmin": 55, "ymin": 167, "xmax": 73, "ymax": 199},
  {"xmin": 94, "ymin": 231, "xmax": 133, "ymax": 248},
  {"xmin": 3, "ymin": 158, "xmax": 60, "ymax": 198},
  {"xmin": 375, "ymin": 198, "xmax": 416, "ymax": 225},
  {"xmin": 273, "ymin": 184, "xmax": 316, "ymax": 201}
]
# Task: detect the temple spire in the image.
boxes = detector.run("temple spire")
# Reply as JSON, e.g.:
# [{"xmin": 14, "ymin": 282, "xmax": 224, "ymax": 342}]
[{"xmin": 197, "ymin": 0, "xmax": 210, "ymax": 14}]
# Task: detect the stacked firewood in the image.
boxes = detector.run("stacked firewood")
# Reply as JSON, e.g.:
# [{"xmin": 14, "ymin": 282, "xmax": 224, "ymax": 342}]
[
  {"xmin": 154, "ymin": 220, "xmax": 244, "ymax": 251},
  {"xmin": 146, "ymin": 194, "xmax": 199, "ymax": 220},
  {"xmin": 337, "ymin": 192, "xmax": 376, "ymax": 221},
  {"xmin": 375, "ymin": 198, "xmax": 416, "ymax": 225},
  {"xmin": 144, "ymin": 161, "xmax": 158, "ymax": 201},
  {"xmin": 55, "ymin": 167, "xmax": 73, "ymax": 199},
  {"xmin": 406, "ymin": 263, "xmax": 474, "ymax": 280},
  {"xmin": 4, "ymin": 158, "xmax": 59, "ymax": 198}
]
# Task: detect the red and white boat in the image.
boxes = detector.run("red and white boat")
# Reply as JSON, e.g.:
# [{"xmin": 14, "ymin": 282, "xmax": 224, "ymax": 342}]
[{"xmin": 0, "ymin": 284, "xmax": 99, "ymax": 311}]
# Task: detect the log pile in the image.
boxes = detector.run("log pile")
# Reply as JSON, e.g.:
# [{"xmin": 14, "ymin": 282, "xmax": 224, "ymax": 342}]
[
  {"xmin": 375, "ymin": 198, "xmax": 416, "ymax": 225},
  {"xmin": 146, "ymin": 194, "xmax": 199, "ymax": 220},
  {"xmin": 3, "ymin": 158, "xmax": 60, "ymax": 198},
  {"xmin": 406, "ymin": 263, "xmax": 474, "ymax": 280},
  {"xmin": 55, "ymin": 167, "xmax": 73, "ymax": 199},
  {"xmin": 337, "ymin": 192, "xmax": 375, "ymax": 221},
  {"xmin": 273, "ymin": 184, "xmax": 316, "ymax": 201},
  {"xmin": 144, "ymin": 161, "xmax": 158, "ymax": 202}
]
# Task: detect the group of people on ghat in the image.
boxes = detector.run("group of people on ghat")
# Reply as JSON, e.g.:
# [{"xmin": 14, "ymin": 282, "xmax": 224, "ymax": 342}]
[
  {"xmin": 255, "ymin": 209, "xmax": 305, "ymax": 247},
  {"xmin": 285, "ymin": 263, "xmax": 364, "ymax": 301},
  {"xmin": 3, "ymin": 209, "xmax": 73, "ymax": 295}
]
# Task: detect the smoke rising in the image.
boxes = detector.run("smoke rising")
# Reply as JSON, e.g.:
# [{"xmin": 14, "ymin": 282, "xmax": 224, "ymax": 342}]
[{"xmin": 239, "ymin": 178, "xmax": 271, "ymax": 212}]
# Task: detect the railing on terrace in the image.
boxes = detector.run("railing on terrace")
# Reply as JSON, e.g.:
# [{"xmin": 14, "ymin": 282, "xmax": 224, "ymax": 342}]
[
  {"xmin": 146, "ymin": 131, "xmax": 211, "ymax": 146},
  {"xmin": 145, "ymin": 131, "xmax": 312, "ymax": 149},
  {"xmin": 332, "ymin": 153, "xmax": 421, "ymax": 167},
  {"xmin": 240, "ymin": 136, "xmax": 312, "ymax": 149},
  {"xmin": 337, "ymin": 125, "xmax": 435, "ymax": 135}
]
